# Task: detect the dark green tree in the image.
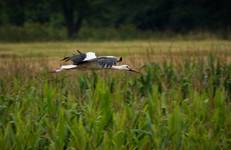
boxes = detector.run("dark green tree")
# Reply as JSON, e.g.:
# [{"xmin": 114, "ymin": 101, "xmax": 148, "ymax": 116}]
[
  {"xmin": 0, "ymin": 0, "xmax": 231, "ymax": 39},
  {"xmin": 4, "ymin": 0, "xmax": 26, "ymax": 26},
  {"xmin": 60, "ymin": 0, "xmax": 109, "ymax": 38}
]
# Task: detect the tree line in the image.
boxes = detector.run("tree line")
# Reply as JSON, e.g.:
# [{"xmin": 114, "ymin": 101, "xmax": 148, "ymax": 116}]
[{"xmin": 0, "ymin": 0, "xmax": 230, "ymax": 38}]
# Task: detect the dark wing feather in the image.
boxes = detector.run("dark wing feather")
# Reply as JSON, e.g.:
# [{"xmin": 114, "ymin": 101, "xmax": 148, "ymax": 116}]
[
  {"xmin": 62, "ymin": 53, "xmax": 86, "ymax": 65},
  {"xmin": 96, "ymin": 57, "xmax": 118, "ymax": 68}
]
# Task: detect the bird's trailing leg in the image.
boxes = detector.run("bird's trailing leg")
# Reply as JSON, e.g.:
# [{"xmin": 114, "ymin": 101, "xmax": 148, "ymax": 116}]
[{"xmin": 51, "ymin": 65, "xmax": 78, "ymax": 73}]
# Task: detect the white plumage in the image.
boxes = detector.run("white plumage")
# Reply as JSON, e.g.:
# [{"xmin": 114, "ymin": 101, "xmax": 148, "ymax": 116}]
[
  {"xmin": 83, "ymin": 52, "xmax": 97, "ymax": 61},
  {"xmin": 52, "ymin": 50, "xmax": 139, "ymax": 73}
]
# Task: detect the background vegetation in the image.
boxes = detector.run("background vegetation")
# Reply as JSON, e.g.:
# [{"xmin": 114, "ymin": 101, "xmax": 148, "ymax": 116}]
[
  {"xmin": 0, "ymin": 0, "xmax": 231, "ymax": 41},
  {"xmin": 0, "ymin": 0, "xmax": 231, "ymax": 149}
]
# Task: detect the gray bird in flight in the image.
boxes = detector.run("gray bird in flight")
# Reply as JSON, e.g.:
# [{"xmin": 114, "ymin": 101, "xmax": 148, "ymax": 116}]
[{"xmin": 52, "ymin": 50, "xmax": 139, "ymax": 73}]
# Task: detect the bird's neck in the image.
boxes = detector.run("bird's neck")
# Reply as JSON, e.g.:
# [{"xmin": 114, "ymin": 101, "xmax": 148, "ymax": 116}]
[{"xmin": 111, "ymin": 65, "xmax": 126, "ymax": 70}]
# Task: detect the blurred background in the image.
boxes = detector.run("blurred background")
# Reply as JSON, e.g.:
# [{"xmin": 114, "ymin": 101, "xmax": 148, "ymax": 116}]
[{"xmin": 0, "ymin": 0, "xmax": 231, "ymax": 42}]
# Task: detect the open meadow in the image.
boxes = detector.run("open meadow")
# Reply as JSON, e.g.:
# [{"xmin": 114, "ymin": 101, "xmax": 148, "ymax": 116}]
[{"xmin": 0, "ymin": 40, "xmax": 231, "ymax": 149}]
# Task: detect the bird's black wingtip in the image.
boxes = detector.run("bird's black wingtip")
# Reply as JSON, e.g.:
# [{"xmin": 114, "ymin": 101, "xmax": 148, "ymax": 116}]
[
  {"xmin": 118, "ymin": 57, "xmax": 122, "ymax": 62},
  {"xmin": 61, "ymin": 56, "xmax": 70, "ymax": 61},
  {"xmin": 76, "ymin": 50, "xmax": 82, "ymax": 54}
]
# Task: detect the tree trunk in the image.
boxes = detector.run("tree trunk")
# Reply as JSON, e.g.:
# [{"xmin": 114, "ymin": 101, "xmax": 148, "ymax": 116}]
[
  {"xmin": 63, "ymin": 0, "xmax": 83, "ymax": 39},
  {"xmin": 66, "ymin": 16, "xmax": 83, "ymax": 38}
]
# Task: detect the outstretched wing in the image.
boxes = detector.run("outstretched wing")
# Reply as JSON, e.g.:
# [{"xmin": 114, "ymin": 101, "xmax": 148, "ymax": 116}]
[
  {"xmin": 96, "ymin": 57, "xmax": 119, "ymax": 68},
  {"xmin": 62, "ymin": 51, "xmax": 97, "ymax": 65}
]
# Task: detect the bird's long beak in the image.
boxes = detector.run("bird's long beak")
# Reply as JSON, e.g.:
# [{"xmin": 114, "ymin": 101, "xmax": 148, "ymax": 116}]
[{"xmin": 128, "ymin": 68, "xmax": 141, "ymax": 73}]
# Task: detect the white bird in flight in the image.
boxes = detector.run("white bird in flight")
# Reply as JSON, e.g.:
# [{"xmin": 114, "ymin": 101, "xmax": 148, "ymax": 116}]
[{"xmin": 52, "ymin": 50, "xmax": 139, "ymax": 73}]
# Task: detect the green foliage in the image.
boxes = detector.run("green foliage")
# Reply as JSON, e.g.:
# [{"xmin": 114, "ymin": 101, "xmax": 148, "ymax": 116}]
[
  {"xmin": 0, "ymin": 24, "xmax": 230, "ymax": 42},
  {"xmin": 0, "ymin": 23, "xmax": 67, "ymax": 42},
  {"xmin": 0, "ymin": 56, "xmax": 231, "ymax": 149},
  {"xmin": 0, "ymin": 0, "xmax": 231, "ymax": 40}
]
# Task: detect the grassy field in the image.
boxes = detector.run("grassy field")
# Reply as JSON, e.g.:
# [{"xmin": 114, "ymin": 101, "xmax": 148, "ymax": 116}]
[{"xmin": 0, "ymin": 40, "xmax": 231, "ymax": 149}]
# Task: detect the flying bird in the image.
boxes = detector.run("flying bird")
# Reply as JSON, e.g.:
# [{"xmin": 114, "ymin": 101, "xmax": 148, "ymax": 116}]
[{"xmin": 52, "ymin": 50, "xmax": 139, "ymax": 73}]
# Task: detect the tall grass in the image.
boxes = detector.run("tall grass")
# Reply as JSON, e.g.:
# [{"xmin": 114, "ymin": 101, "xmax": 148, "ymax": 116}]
[{"xmin": 0, "ymin": 54, "xmax": 230, "ymax": 149}]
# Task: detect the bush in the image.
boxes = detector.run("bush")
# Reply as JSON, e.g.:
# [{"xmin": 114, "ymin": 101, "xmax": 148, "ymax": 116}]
[
  {"xmin": 0, "ymin": 23, "xmax": 230, "ymax": 42},
  {"xmin": 0, "ymin": 23, "xmax": 67, "ymax": 42}
]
